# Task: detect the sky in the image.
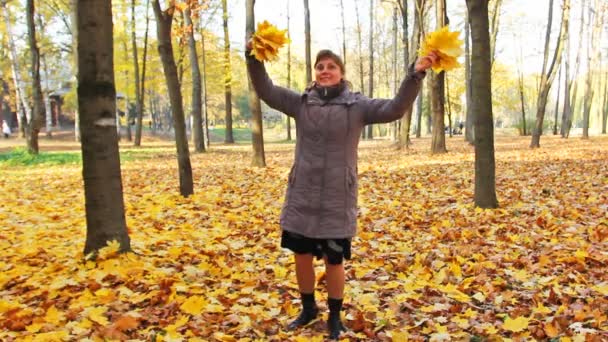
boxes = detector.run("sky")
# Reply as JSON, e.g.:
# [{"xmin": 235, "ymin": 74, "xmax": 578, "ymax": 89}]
[{"xmin": 213, "ymin": 0, "xmax": 599, "ymax": 76}]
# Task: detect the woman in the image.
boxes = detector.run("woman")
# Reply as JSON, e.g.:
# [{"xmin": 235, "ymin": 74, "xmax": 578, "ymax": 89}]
[{"xmin": 247, "ymin": 45, "xmax": 435, "ymax": 339}]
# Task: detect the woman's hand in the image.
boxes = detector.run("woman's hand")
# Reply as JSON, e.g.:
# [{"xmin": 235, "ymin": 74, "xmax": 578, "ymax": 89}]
[{"xmin": 415, "ymin": 51, "xmax": 439, "ymax": 72}]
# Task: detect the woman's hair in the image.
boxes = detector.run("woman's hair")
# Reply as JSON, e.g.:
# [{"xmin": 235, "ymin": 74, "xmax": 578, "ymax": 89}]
[{"xmin": 314, "ymin": 50, "xmax": 345, "ymax": 75}]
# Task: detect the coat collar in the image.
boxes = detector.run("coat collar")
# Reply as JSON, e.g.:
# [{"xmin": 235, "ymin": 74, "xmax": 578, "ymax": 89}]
[{"xmin": 303, "ymin": 84, "xmax": 359, "ymax": 106}]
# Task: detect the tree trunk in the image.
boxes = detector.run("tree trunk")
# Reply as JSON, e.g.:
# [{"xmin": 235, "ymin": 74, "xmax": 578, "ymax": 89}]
[
  {"xmin": 222, "ymin": 0, "xmax": 234, "ymax": 143},
  {"xmin": 562, "ymin": 0, "xmax": 583, "ymax": 139},
  {"xmin": 399, "ymin": 0, "xmax": 426, "ymax": 149},
  {"xmin": 603, "ymin": 68, "xmax": 608, "ymax": 134},
  {"xmin": 560, "ymin": 31, "xmax": 570, "ymax": 137},
  {"xmin": 466, "ymin": 0, "xmax": 498, "ymax": 209},
  {"xmin": 36, "ymin": 13, "xmax": 53, "ymax": 139},
  {"xmin": 71, "ymin": 0, "xmax": 80, "ymax": 142},
  {"xmin": 431, "ymin": 0, "xmax": 447, "ymax": 154},
  {"xmin": 286, "ymin": 0, "xmax": 292, "ymax": 141},
  {"xmin": 518, "ymin": 64, "xmax": 527, "ymax": 135},
  {"xmin": 77, "ymin": 0, "xmax": 131, "ymax": 255},
  {"xmin": 304, "ymin": 0, "xmax": 312, "ymax": 85},
  {"xmin": 446, "ymin": 74, "xmax": 453, "ymax": 137},
  {"xmin": 581, "ymin": 0, "xmax": 602, "ymax": 139},
  {"xmin": 530, "ymin": 0, "xmax": 569, "ymax": 148},
  {"xmin": 489, "ymin": 0, "xmax": 502, "ymax": 67},
  {"xmin": 26, "ymin": 0, "xmax": 44, "ymax": 154},
  {"xmin": 553, "ymin": 62, "xmax": 562, "ymax": 135},
  {"xmin": 367, "ymin": 0, "xmax": 374, "ymax": 140},
  {"xmin": 464, "ymin": 9, "xmax": 474, "ymax": 143},
  {"xmin": 134, "ymin": 0, "xmax": 150, "ymax": 147},
  {"xmin": 355, "ymin": 0, "xmax": 365, "ymax": 96},
  {"xmin": 340, "ymin": 0, "xmax": 346, "ymax": 65},
  {"xmin": 246, "ymin": 0, "xmax": 266, "ymax": 167},
  {"xmin": 3, "ymin": 1, "xmax": 31, "ymax": 139},
  {"xmin": 200, "ymin": 24, "xmax": 210, "ymax": 147},
  {"xmin": 415, "ymin": 87, "xmax": 423, "ymax": 137},
  {"xmin": 152, "ymin": 0, "xmax": 193, "ymax": 197},
  {"xmin": 184, "ymin": 6, "xmax": 205, "ymax": 152}
]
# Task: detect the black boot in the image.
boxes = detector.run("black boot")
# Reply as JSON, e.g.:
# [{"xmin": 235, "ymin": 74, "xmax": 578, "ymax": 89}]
[
  {"xmin": 327, "ymin": 298, "xmax": 346, "ymax": 340},
  {"xmin": 287, "ymin": 292, "xmax": 318, "ymax": 330}
]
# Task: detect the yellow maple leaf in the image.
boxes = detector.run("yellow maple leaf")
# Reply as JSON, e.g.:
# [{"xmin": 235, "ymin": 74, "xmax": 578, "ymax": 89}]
[
  {"xmin": 503, "ymin": 316, "xmax": 530, "ymax": 332},
  {"xmin": 88, "ymin": 306, "xmax": 109, "ymax": 326},
  {"xmin": 419, "ymin": 26, "xmax": 463, "ymax": 72},
  {"xmin": 251, "ymin": 21, "xmax": 290, "ymax": 62},
  {"xmin": 44, "ymin": 305, "xmax": 64, "ymax": 325},
  {"xmin": 180, "ymin": 295, "xmax": 207, "ymax": 315}
]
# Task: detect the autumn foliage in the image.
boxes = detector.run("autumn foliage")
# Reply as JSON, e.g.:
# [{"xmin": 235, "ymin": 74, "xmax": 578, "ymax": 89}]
[
  {"xmin": 0, "ymin": 136, "xmax": 607, "ymax": 341},
  {"xmin": 419, "ymin": 26, "xmax": 464, "ymax": 73},
  {"xmin": 250, "ymin": 21, "xmax": 290, "ymax": 62}
]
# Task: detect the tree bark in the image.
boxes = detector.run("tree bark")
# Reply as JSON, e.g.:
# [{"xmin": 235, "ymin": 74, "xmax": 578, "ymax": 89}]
[
  {"xmin": 553, "ymin": 62, "xmax": 562, "ymax": 135},
  {"xmin": 36, "ymin": 13, "xmax": 53, "ymax": 138},
  {"xmin": 489, "ymin": 0, "xmax": 502, "ymax": 67},
  {"xmin": 562, "ymin": 0, "xmax": 584, "ymax": 138},
  {"xmin": 134, "ymin": 0, "xmax": 151, "ymax": 147},
  {"xmin": 430, "ymin": 0, "xmax": 447, "ymax": 154},
  {"xmin": 340, "ymin": 0, "xmax": 347, "ymax": 65},
  {"xmin": 26, "ymin": 0, "xmax": 45, "ymax": 154},
  {"xmin": 367, "ymin": 0, "xmax": 375, "ymax": 140},
  {"xmin": 152, "ymin": 0, "xmax": 193, "ymax": 197},
  {"xmin": 286, "ymin": 0, "xmax": 292, "ymax": 141},
  {"xmin": 222, "ymin": 0, "xmax": 234, "ymax": 143},
  {"xmin": 581, "ymin": 0, "xmax": 602, "ymax": 139},
  {"xmin": 304, "ymin": 0, "xmax": 312, "ymax": 85},
  {"xmin": 3, "ymin": 1, "xmax": 31, "ymax": 139},
  {"xmin": 399, "ymin": 0, "xmax": 426, "ymax": 149},
  {"xmin": 530, "ymin": 0, "xmax": 569, "ymax": 148},
  {"xmin": 77, "ymin": 0, "xmax": 131, "ymax": 255},
  {"xmin": 184, "ymin": 6, "xmax": 205, "ymax": 152},
  {"xmin": 355, "ymin": 0, "xmax": 365, "ymax": 96},
  {"xmin": 246, "ymin": 0, "xmax": 266, "ymax": 167},
  {"xmin": 464, "ymin": 8, "xmax": 474, "ymax": 143},
  {"xmin": 466, "ymin": 0, "xmax": 498, "ymax": 209}
]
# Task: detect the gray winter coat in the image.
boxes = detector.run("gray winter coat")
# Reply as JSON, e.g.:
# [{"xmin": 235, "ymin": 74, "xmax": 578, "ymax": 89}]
[{"xmin": 247, "ymin": 56, "xmax": 425, "ymax": 239}]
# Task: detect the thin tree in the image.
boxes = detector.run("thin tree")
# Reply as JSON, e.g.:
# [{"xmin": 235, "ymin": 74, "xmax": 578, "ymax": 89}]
[
  {"xmin": 286, "ymin": 0, "xmax": 292, "ymax": 141},
  {"xmin": 464, "ymin": 8, "xmax": 474, "ymax": 143},
  {"xmin": 516, "ymin": 33, "xmax": 527, "ymax": 135},
  {"xmin": 553, "ymin": 62, "xmax": 562, "ymax": 135},
  {"xmin": 221, "ymin": 0, "xmax": 234, "ymax": 143},
  {"xmin": 134, "ymin": 0, "xmax": 151, "ymax": 147},
  {"xmin": 304, "ymin": 0, "xmax": 312, "ymax": 85},
  {"xmin": 246, "ymin": 0, "xmax": 266, "ymax": 167},
  {"xmin": 430, "ymin": 0, "xmax": 447, "ymax": 154},
  {"xmin": 152, "ymin": 0, "xmax": 194, "ymax": 197},
  {"xmin": 2, "ymin": 0, "xmax": 30, "ymax": 138},
  {"xmin": 184, "ymin": 2, "xmax": 205, "ymax": 152},
  {"xmin": 77, "ymin": 0, "xmax": 131, "ymax": 255},
  {"xmin": 489, "ymin": 0, "xmax": 502, "ymax": 67},
  {"xmin": 399, "ymin": 0, "xmax": 426, "ymax": 148},
  {"xmin": 367, "ymin": 0, "xmax": 375, "ymax": 140},
  {"xmin": 25, "ymin": 0, "xmax": 45, "ymax": 154},
  {"xmin": 562, "ymin": 0, "xmax": 583, "ymax": 138},
  {"xmin": 36, "ymin": 13, "xmax": 53, "ymax": 138},
  {"xmin": 603, "ymin": 63, "xmax": 608, "ymax": 134},
  {"xmin": 530, "ymin": 0, "xmax": 569, "ymax": 148},
  {"xmin": 581, "ymin": 0, "xmax": 602, "ymax": 139},
  {"xmin": 355, "ymin": 0, "xmax": 365, "ymax": 96},
  {"xmin": 340, "ymin": 0, "xmax": 346, "ymax": 65},
  {"xmin": 560, "ymin": 28, "xmax": 570, "ymax": 137},
  {"xmin": 466, "ymin": 0, "xmax": 498, "ymax": 209}
]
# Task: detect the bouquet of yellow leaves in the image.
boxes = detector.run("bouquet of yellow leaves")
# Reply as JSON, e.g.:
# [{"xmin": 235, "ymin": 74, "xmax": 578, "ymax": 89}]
[
  {"xmin": 250, "ymin": 21, "xmax": 290, "ymax": 62},
  {"xmin": 419, "ymin": 26, "xmax": 463, "ymax": 73}
]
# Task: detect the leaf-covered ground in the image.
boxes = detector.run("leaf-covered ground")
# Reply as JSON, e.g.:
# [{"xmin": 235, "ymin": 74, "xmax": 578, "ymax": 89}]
[{"xmin": 0, "ymin": 135, "xmax": 607, "ymax": 341}]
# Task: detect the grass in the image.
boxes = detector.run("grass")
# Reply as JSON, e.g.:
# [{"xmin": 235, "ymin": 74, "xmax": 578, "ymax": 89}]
[{"xmin": 0, "ymin": 147, "xmax": 170, "ymax": 167}]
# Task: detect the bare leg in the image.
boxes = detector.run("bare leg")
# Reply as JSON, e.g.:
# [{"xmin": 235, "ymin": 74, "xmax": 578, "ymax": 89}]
[
  {"xmin": 324, "ymin": 260, "xmax": 344, "ymax": 299},
  {"xmin": 287, "ymin": 253, "xmax": 319, "ymax": 330},
  {"xmin": 294, "ymin": 253, "xmax": 315, "ymax": 293}
]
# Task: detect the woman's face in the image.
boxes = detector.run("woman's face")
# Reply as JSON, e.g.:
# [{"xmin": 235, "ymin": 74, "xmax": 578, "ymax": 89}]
[{"xmin": 314, "ymin": 57, "xmax": 343, "ymax": 87}]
